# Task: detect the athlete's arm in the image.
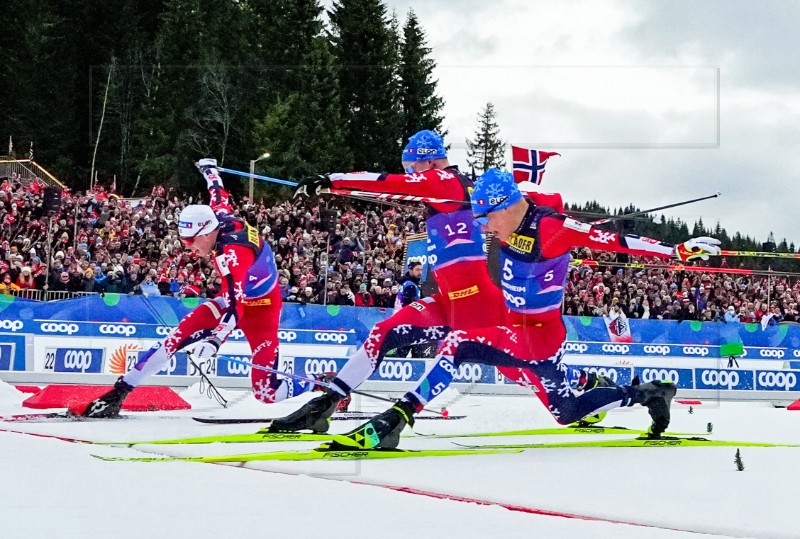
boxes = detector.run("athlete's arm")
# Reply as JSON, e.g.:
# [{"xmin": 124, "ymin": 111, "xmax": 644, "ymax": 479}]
[
  {"xmin": 539, "ymin": 214, "xmax": 675, "ymax": 259},
  {"xmin": 211, "ymin": 244, "xmax": 255, "ymax": 343},
  {"xmin": 330, "ymin": 168, "xmax": 466, "ymax": 201},
  {"xmin": 197, "ymin": 159, "xmax": 234, "ymax": 216}
]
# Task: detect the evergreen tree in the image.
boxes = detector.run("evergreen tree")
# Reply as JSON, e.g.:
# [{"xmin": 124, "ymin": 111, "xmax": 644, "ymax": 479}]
[
  {"xmin": 329, "ymin": 0, "xmax": 403, "ymax": 172},
  {"xmin": 466, "ymin": 102, "xmax": 505, "ymax": 172},
  {"xmin": 253, "ymin": 38, "xmax": 350, "ymax": 183},
  {"xmin": 399, "ymin": 10, "xmax": 444, "ymax": 139}
]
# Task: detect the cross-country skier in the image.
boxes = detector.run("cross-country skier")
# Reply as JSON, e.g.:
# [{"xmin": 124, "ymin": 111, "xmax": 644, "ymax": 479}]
[
  {"xmin": 331, "ymin": 168, "xmax": 721, "ymax": 447},
  {"xmin": 77, "ymin": 159, "xmax": 310, "ymax": 417},
  {"xmin": 270, "ymin": 130, "xmax": 544, "ymax": 432}
]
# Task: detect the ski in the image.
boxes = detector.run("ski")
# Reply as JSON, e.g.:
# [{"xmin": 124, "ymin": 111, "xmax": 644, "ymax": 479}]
[
  {"xmin": 453, "ymin": 436, "xmax": 800, "ymax": 449},
  {"xmin": 117, "ymin": 426, "xmax": 709, "ymax": 447},
  {"xmin": 92, "ymin": 446, "xmax": 520, "ymax": 463},
  {"xmin": 104, "ymin": 432, "xmax": 337, "ymax": 447},
  {"xmin": 0, "ymin": 412, "xmax": 112, "ymax": 423},
  {"xmin": 192, "ymin": 413, "xmax": 465, "ymax": 425},
  {"xmin": 412, "ymin": 426, "xmax": 708, "ymax": 438}
]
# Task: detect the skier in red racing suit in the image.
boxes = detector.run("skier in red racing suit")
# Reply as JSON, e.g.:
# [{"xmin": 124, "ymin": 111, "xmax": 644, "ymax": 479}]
[
  {"xmin": 77, "ymin": 159, "xmax": 313, "ymax": 418},
  {"xmin": 270, "ymin": 130, "xmax": 554, "ymax": 432}
]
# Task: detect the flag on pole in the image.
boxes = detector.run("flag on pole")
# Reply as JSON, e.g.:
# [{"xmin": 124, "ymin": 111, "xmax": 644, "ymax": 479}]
[
  {"xmin": 8, "ymin": 136, "xmax": 12, "ymax": 156},
  {"xmin": 28, "ymin": 142, "xmax": 34, "ymax": 160},
  {"xmin": 110, "ymin": 175, "xmax": 117, "ymax": 193},
  {"xmin": 511, "ymin": 146, "xmax": 560, "ymax": 184}
]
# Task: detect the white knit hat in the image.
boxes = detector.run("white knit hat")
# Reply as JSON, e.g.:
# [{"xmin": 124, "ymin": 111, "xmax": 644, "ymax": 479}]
[{"xmin": 178, "ymin": 205, "xmax": 219, "ymax": 238}]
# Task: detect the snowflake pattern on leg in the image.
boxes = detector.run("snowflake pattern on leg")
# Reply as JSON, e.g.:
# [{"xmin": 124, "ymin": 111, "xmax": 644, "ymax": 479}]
[
  {"xmin": 422, "ymin": 326, "xmax": 446, "ymax": 340},
  {"xmin": 440, "ymin": 330, "xmax": 467, "ymax": 356},
  {"xmin": 394, "ymin": 324, "xmax": 413, "ymax": 335},
  {"xmin": 252, "ymin": 379, "xmax": 277, "ymax": 404}
]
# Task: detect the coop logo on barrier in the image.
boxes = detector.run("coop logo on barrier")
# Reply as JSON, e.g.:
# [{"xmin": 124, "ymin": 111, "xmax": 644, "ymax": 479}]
[
  {"xmin": 636, "ymin": 367, "xmax": 693, "ymax": 388},
  {"xmin": 601, "ymin": 344, "xmax": 630, "ymax": 355},
  {"xmin": 642, "ymin": 345, "xmax": 671, "ymax": 356},
  {"xmin": 230, "ymin": 329, "xmax": 246, "ymax": 340},
  {"xmin": 40, "ymin": 323, "xmax": 79, "ymax": 335},
  {"xmin": 156, "ymin": 326, "xmax": 172, "ymax": 336},
  {"xmin": 378, "ymin": 360, "xmax": 414, "ymax": 381},
  {"xmin": 98, "ymin": 324, "xmax": 137, "ymax": 337},
  {"xmin": 314, "ymin": 332, "xmax": 348, "ymax": 344},
  {"xmin": 565, "ymin": 343, "xmax": 588, "ymax": 354},
  {"xmin": 759, "ymin": 349, "xmax": 785, "ymax": 359},
  {"xmin": 152, "ymin": 352, "xmax": 189, "ymax": 376},
  {"xmin": 756, "ymin": 371, "xmax": 799, "ymax": 391},
  {"xmin": 54, "ymin": 348, "xmax": 103, "ymax": 373},
  {"xmin": 304, "ymin": 358, "xmax": 339, "ymax": 376},
  {"xmin": 0, "ymin": 320, "xmax": 23, "ymax": 332},
  {"xmin": 682, "ymin": 346, "xmax": 710, "ymax": 357},
  {"xmin": 453, "ymin": 363, "xmax": 485, "ymax": 383},
  {"xmin": 697, "ymin": 369, "xmax": 750, "ymax": 390},
  {"xmin": 793, "ymin": 350, "xmax": 800, "ymax": 359},
  {"xmin": 640, "ymin": 368, "xmax": 681, "ymax": 384},
  {"xmin": 278, "ymin": 331, "xmax": 297, "ymax": 342},
  {"xmin": 216, "ymin": 356, "xmax": 251, "ymax": 377}
]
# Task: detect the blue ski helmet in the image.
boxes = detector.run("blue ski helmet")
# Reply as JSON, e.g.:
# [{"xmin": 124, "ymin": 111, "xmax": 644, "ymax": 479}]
[
  {"xmin": 401, "ymin": 130, "xmax": 447, "ymax": 169},
  {"xmin": 471, "ymin": 168, "xmax": 523, "ymax": 224}
]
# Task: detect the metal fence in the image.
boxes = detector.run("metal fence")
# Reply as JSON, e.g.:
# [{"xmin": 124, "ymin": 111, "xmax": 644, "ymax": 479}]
[
  {"xmin": 0, "ymin": 159, "xmax": 64, "ymax": 189},
  {"xmin": 2, "ymin": 289, "xmax": 98, "ymax": 302}
]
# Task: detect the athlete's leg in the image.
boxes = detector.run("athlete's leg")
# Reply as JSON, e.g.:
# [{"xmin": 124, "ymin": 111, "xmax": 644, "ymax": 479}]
[
  {"xmin": 330, "ymin": 295, "xmax": 450, "ymax": 395},
  {"xmin": 238, "ymin": 290, "xmax": 309, "ymax": 404},
  {"xmin": 124, "ymin": 298, "xmax": 227, "ymax": 386}
]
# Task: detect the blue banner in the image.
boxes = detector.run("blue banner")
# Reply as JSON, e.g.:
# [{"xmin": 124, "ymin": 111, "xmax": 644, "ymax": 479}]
[
  {"xmin": 54, "ymin": 348, "xmax": 104, "ymax": 374},
  {"xmin": 404, "ymin": 236, "xmax": 431, "ymax": 283}
]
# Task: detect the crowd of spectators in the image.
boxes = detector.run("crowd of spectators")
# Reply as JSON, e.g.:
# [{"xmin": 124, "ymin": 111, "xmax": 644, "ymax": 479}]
[
  {"xmin": 1, "ymin": 174, "xmax": 799, "ymax": 322},
  {"xmin": 0, "ymin": 174, "xmax": 422, "ymax": 307},
  {"xmin": 563, "ymin": 250, "xmax": 796, "ymax": 324}
]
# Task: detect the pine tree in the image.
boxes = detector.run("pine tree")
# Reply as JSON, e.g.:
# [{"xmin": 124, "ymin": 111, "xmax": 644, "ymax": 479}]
[
  {"xmin": 466, "ymin": 102, "xmax": 505, "ymax": 173},
  {"xmin": 329, "ymin": 0, "xmax": 403, "ymax": 172},
  {"xmin": 399, "ymin": 10, "xmax": 444, "ymax": 139},
  {"xmin": 253, "ymin": 38, "xmax": 350, "ymax": 183}
]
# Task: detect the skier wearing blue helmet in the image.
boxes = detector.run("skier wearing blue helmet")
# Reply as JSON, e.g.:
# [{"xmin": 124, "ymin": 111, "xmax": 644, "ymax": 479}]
[{"xmin": 329, "ymin": 167, "xmax": 721, "ymax": 442}]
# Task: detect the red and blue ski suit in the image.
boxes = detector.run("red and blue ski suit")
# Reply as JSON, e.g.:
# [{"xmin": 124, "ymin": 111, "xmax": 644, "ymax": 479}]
[
  {"xmin": 404, "ymin": 202, "xmax": 678, "ymax": 423},
  {"xmin": 126, "ymin": 167, "xmax": 310, "ymax": 403}
]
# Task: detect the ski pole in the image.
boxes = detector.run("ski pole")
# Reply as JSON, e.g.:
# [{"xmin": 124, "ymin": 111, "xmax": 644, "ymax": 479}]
[
  {"xmin": 589, "ymin": 192, "xmax": 722, "ymax": 225},
  {"xmin": 216, "ymin": 167, "xmax": 417, "ymax": 209},
  {"xmin": 719, "ymin": 250, "xmax": 800, "ymax": 259},
  {"xmin": 218, "ymin": 355, "xmax": 445, "ymax": 415}
]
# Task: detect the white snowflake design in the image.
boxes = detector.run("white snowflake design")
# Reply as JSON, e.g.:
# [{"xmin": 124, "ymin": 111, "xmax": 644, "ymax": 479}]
[
  {"xmin": 394, "ymin": 324, "xmax": 413, "ymax": 335},
  {"xmin": 440, "ymin": 330, "xmax": 467, "ymax": 356},
  {"xmin": 224, "ymin": 250, "xmax": 240, "ymax": 268},
  {"xmin": 486, "ymin": 182, "xmax": 504, "ymax": 198},
  {"xmin": 252, "ymin": 379, "xmax": 276, "ymax": 403},
  {"xmin": 423, "ymin": 326, "xmax": 446, "ymax": 340},
  {"xmin": 549, "ymin": 404, "xmax": 562, "ymax": 420},
  {"xmin": 557, "ymin": 379, "xmax": 573, "ymax": 398},
  {"xmin": 539, "ymin": 376, "xmax": 557, "ymax": 393},
  {"xmin": 588, "ymin": 230, "xmax": 617, "ymax": 245}
]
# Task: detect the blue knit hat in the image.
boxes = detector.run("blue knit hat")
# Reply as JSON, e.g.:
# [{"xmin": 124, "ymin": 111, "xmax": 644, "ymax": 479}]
[
  {"xmin": 401, "ymin": 130, "xmax": 447, "ymax": 164},
  {"xmin": 471, "ymin": 168, "xmax": 523, "ymax": 223}
]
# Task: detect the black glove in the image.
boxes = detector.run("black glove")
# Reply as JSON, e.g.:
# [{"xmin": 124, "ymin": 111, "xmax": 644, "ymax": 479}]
[{"xmin": 294, "ymin": 175, "xmax": 332, "ymax": 199}]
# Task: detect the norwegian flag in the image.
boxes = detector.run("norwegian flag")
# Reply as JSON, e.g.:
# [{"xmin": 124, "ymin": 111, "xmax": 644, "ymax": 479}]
[{"xmin": 511, "ymin": 146, "xmax": 560, "ymax": 184}]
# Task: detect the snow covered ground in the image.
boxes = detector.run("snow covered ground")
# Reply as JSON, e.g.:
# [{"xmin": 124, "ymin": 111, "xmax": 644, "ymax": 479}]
[{"xmin": 1, "ymin": 380, "xmax": 798, "ymax": 539}]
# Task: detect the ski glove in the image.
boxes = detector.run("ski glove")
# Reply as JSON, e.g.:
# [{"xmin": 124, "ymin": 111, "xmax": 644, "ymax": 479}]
[
  {"xmin": 195, "ymin": 158, "xmax": 218, "ymax": 173},
  {"xmin": 675, "ymin": 236, "xmax": 722, "ymax": 262},
  {"xmin": 294, "ymin": 175, "xmax": 332, "ymax": 199},
  {"xmin": 191, "ymin": 337, "xmax": 221, "ymax": 361}
]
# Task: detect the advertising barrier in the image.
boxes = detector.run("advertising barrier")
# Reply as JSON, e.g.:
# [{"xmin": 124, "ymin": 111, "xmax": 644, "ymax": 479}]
[{"xmin": 1, "ymin": 295, "xmax": 800, "ymax": 399}]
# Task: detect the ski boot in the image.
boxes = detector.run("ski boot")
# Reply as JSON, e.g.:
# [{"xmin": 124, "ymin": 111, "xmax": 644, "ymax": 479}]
[
  {"xmin": 632, "ymin": 377, "xmax": 677, "ymax": 439},
  {"xmin": 80, "ymin": 377, "xmax": 134, "ymax": 418},
  {"xmin": 328, "ymin": 400, "xmax": 416, "ymax": 450},
  {"xmin": 268, "ymin": 391, "xmax": 341, "ymax": 433},
  {"xmin": 568, "ymin": 370, "xmax": 617, "ymax": 427}
]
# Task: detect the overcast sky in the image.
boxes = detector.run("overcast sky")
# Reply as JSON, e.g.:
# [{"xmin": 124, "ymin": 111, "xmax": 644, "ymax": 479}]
[{"xmin": 364, "ymin": 0, "xmax": 800, "ymax": 245}]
